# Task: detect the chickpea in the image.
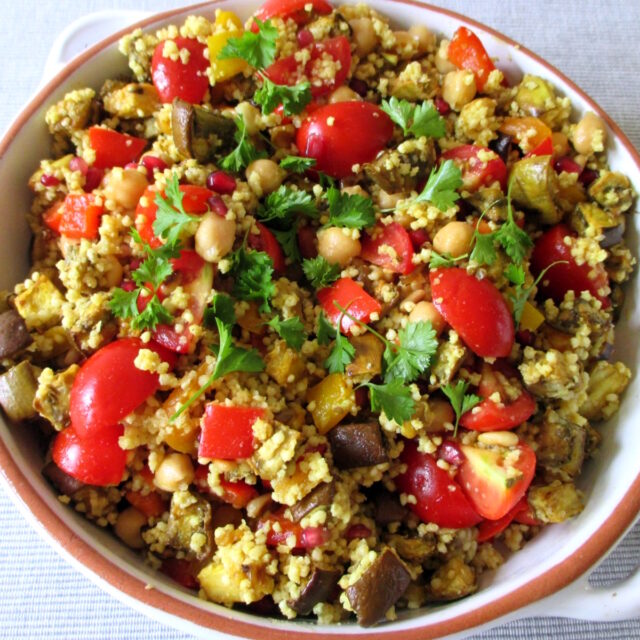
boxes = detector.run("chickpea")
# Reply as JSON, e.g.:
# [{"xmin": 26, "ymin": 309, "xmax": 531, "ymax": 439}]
[
  {"xmin": 435, "ymin": 39, "xmax": 456, "ymax": 74},
  {"xmin": 103, "ymin": 168, "xmax": 148, "ymax": 210},
  {"xmin": 432, "ymin": 221, "xmax": 474, "ymax": 257},
  {"xmin": 551, "ymin": 131, "xmax": 570, "ymax": 157},
  {"xmin": 329, "ymin": 86, "xmax": 361, "ymax": 103},
  {"xmin": 235, "ymin": 101, "xmax": 261, "ymax": 135},
  {"xmin": 408, "ymin": 25, "xmax": 436, "ymax": 54},
  {"xmin": 317, "ymin": 226, "xmax": 361, "ymax": 267},
  {"xmin": 425, "ymin": 399, "xmax": 455, "ymax": 433},
  {"xmin": 571, "ymin": 112, "xmax": 607, "ymax": 156},
  {"xmin": 245, "ymin": 159, "xmax": 285, "ymax": 197},
  {"xmin": 442, "ymin": 70, "xmax": 477, "ymax": 111},
  {"xmin": 341, "ymin": 185, "xmax": 368, "ymax": 198},
  {"xmin": 408, "ymin": 301, "xmax": 446, "ymax": 334},
  {"xmin": 153, "ymin": 452, "xmax": 195, "ymax": 493},
  {"xmin": 377, "ymin": 189, "xmax": 403, "ymax": 210},
  {"xmin": 114, "ymin": 507, "xmax": 147, "ymax": 549},
  {"xmin": 195, "ymin": 211, "xmax": 236, "ymax": 263},
  {"xmin": 393, "ymin": 31, "xmax": 417, "ymax": 57},
  {"xmin": 349, "ymin": 18, "xmax": 377, "ymax": 57}
]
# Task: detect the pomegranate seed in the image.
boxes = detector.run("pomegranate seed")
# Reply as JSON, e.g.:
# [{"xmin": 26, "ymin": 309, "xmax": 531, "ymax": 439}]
[
  {"xmin": 435, "ymin": 96, "xmax": 451, "ymax": 115},
  {"xmin": 346, "ymin": 524, "xmax": 372, "ymax": 540},
  {"xmin": 83, "ymin": 167, "xmax": 104, "ymax": 192},
  {"xmin": 438, "ymin": 440, "xmax": 464, "ymax": 466},
  {"xmin": 349, "ymin": 78, "xmax": 368, "ymax": 97},
  {"xmin": 40, "ymin": 174, "xmax": 60, "ymax": 187},
  {"xmin": 124, "ymin": 162, "xmax": 139, "ymax": 170},
  {"xmin": 553, "ymin": 156, "xmax": 582, "ymax": 174},
  {"xmin": 121, "ymin": 280, "xmax": 136, "ymax": 292},
  {"xmin": 408, "ymin": 229, "xmax": 430, "ymax": 250},
  {"xmin": 297, "ymin": 28, "xmax": 314, "ymax": 47},
  {"xmin": 579, "ymin": 167, "xmax": 599, "ymax": 187},
  {"xmin": 207, "ymin": 195, "xmax": 228, "ymax": 217},
  {"xmin": 299, "ymin": 527, "xmax": 330, "ymax": 549},
  {"xmin": 206, "ymin": 170, "xmax": 236, "ymax": 195},
  {"xmin": 141, "ymin": 155, "xmax": 168, "ymax": 174},
  {"xmin": 69, "ymin": 156, "xmax": 88, "ymax": 175},
  {"xmin": 516, "ymin": 329, "xmax": 534, "ymax": 346},
  {"xmin": 354, "ymin": 386, "xmax": 369, "ymax": 407}
]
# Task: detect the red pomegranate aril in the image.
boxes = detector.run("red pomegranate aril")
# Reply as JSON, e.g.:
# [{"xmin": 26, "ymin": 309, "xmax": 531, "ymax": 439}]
[
  {"xmin": 206, "ymin": 170, "xmax": 236, "ymax": 195},
  {"xmin": 435, "ymin": 96, "xmax": 451, "ymax": 115},
  {"xmin": 69, "ymin": 156, "xmax": 88, "ymax": 175},
  {"xmin": 40, "ymin": 174, "xmax": 60, "ymax": 187},
  {"xmin": 349, "ymin": 78, "xmax": 368, "ymax": 97},
  {"xmin": 346, "ymin": 524, "xmax": 372, "ymax": 540},
  {"xmin": 297, "ymin": 28, "xmax": 314, "ymax": 47},
  {"xmin": 207, "ymin": 195, "xmax": 228, "ymax": 217},
  {"xmin": 121, "ymin": 280, "xmax": 136, "ymax": 292},
  {"xmin": 408, "ymin": 229, "xmax": 430, "ymax": 250},
  {"xmin": 579, "ymin": 167, "xmax": 599, "ymax": 187},
  {"xmin": 141, "ymin": 155, "xmax": 168, "ymax": 174},
  {"xmin": 553, "ymin": 156, "xmax": 582, "ymax": 174},
  {"xmin": 299, "ymin": 527, "xmax": 330, "ymax": 549},
  {"xmin": 438, "ymin": 440, "xmax": 464, "ymax": 466},
  {"xmin": 124, "ymin": 162, "xmax": 139, "ymax": 170},
  {"xmin": 83, "ymin": 167, "xmax": 104, "ymax": 192}
]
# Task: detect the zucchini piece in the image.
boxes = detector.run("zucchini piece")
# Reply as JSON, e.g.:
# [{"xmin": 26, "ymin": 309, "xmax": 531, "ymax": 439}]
[
  {"xmin": 0, "ymin": 361, "xmax": 40, "ymax": 422},
  {"xmin": 510, "ymin": 155, "xmax": 562, "ymax": 224}
]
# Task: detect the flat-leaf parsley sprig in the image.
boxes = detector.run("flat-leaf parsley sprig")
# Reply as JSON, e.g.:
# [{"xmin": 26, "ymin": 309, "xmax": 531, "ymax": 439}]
[
  {"xmin": 152, "ymin": 174, "xmax": 200, "ymax": 246},
  {"xmin": 441, "ymin": 379, "xmax": 481, "ymax": 437},
  {"xmin": 380, "ymin": 97, "xmax": 446, "ymax": 139},
  {"xmin": 416, "ymin": 160, "xmax": 463, "ymax": 212}
]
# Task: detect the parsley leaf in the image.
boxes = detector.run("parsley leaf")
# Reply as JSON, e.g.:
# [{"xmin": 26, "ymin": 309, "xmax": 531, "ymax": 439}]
[
  {"xmin": 217, "ymin": 18, "xmax": 278, "ymax": 69},
  {"xmin": 325, "ymin": 187, "xmax": 375, "ymax": 229},
  {"xmin": 364, "ymin": 379, "xmax": 415, "ymax": 424},
  {"xmin": 494, "ymin": 179, "xmax": 533, "ymax": 263},
  {"xmin": 279, "ymin": 155, "xmax": 316, "ymax": 173},
  {"xmin": 272, "ymin": 227, "xmax": 300, "ymax": 262},
  {"xmin": 325, "ymin": 323, "xmax": 355, "ymax": 373},
  {"xmin": 383, "ymin": 321, "xmax": 438, "ymax": 384},
  {"xmin": 266, "ymin": 316, "xmax": 307, "ymax": 349},
  {"xmin": 469, "ymin": 231, "xmax": 497, "ymax": 266},
  {"xmin": 415, "ymin": 160, "xmax": 463, "ymax": 212},
  {"xmin": 441, "ymin": 379, "xmax": 481, "ymax": 436},
  {"xmin": 258, "ymin": 185, "xmax": 317, "ymax": 226},
  {"xmin": 229, "ymin": 246, "xmax": 275, "ymax": 312},
  {"xmin": 429, "ymin": 250, "xmax": 467, "ymax": 269},
  {"xmin": 203, "ymin": 293, "xmax": 236, "ymax": 328},
  {"xmin": 254, "ymin": 76, "xmax": 312, "ymax": 116},
  {"xmin": 152, "ymin": 174, "xmax": 200, "ymax": 246},
  {"xmin": 316, "ymin": 312, "xmax": 336, "ymax": 346},
  {"xmin": 302, "ymin": 256, "xmax": 341, "ymax": 289},
  {"xmin": 505, "ymin": 263, "xmax": 526, "ymax": 287},
  {"xmin": 381, "ymin": 97, "xmax": 446, "ymax": 139},
  {"xmin": 220, "ymin": 116, "xmax": 267, "ymax": 173}
]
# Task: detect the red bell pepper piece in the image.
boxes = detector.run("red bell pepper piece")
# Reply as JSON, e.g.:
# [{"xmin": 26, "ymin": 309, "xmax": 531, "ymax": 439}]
[
  {"xmin": 447, "ymin": 27, "xmax": 496, "ymax": 91},
  {"xmin": 88, "ymin": 127, "xmax": 147, "ymax": 169},
  {"xmin": 316, "ymin": 277, "xmax": 382, "ymax": 334},
  {"xmin": 199, "ymin": 404, "xmax": 266, "ymax": 460},
  {"xmin": 44, "ymin": 194, "xmax": 104, "ymax": 239}
]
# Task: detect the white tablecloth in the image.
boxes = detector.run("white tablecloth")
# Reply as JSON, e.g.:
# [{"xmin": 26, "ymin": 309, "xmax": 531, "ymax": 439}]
[{"xmin": 0, "ymin": 1, "xmax": 638, "ymax": 638}]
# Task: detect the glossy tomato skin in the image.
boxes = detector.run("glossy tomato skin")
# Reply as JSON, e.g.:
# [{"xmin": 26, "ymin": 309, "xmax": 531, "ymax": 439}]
[
  {"xmin": 360, "ymin": 223, "xmax": 415, "ymax": 274},
  {"xmin": 316, "ymin": 277, "xmax": 382, "ymax": 334},
  {"xmin": 430, "ymin": 268, "xmax": 514, "ymax": 357},
  {"xmin": 460, "ymin": 362, "xmax": 536, "ymax": 431},
  {"xmin": 476, "ymin": 497, "xmax": 531, "ymax": 542},
  {"xmin": 52, "ymin": 424, "xmax": 126, "ymax": 486},
  {"xmin": 253, "ymin": 0, "xmax": 332, "ymax": 25},
  {"xmin": 151, "ymin": 37, "xmax": 209, "ymax": 104},
  {"xmin": 69, "ymin": 338, "xmax": 174, "ymax": 438},
  {"xmin": 395, "ymin": 440, "xmax": 482, "ymax": 529},
  {"xmin": 441, "ymin": 144, "xmax": 507, "ymax": 192},
  {"xmin": 248, "ymin": 222, "xmax": 286, "ymax": 273},
  {"xmin": 296, "ymin": 102, "xmax": 394, "ymax": 178},
  {"xmin": 530, "ymin": 224, "xmax": 610, "ymax": 307}
]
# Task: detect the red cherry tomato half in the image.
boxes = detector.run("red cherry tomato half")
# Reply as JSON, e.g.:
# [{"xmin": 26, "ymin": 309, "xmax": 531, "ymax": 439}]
[
  {"xmin": 395, "ymin": 440, "xmax": 482, "ymax": 529},
  {"xmin": 458, "ymin": 442, "xmax": 536, "ymax": 521},
  {"xmin": 253, "ymin": 0, "xmax": 332, "ymax": 25},
  {"xmin": 460, "ymin": 362, "xmax": 536, "ymax": 432},
  {"xmin": 296, "ymin": 102, "xmax": 394, "ymax": 178},
  {"xmin": 199, "ymin": 404, "xmax": 266, "ymax": 460},
  {"xmin": 151, "ymin": 37, "xmax": 209, "ymax": 104},
  {"xmin": 447, "ymin": 27, "xmax": 496, "ymax": 91},
  {"xmin": 441, "ymin": 144, "xmax": 507, "ymax": 192},
  {"xmin": 317, "ymin": 277, "xmax": 382, "ymax": 334},
  {"xmin": 248, "ymin": 222, "xmax": 286, "ymax": 273},
  {"xmin": 360, "ymin": 222, "xmax": 415, "ymax": 275},
  {"xmin": 88, "ymin": 127, "xmax": 146, "ymax": 170},
  {"xmin": 52, "ymin": 424, "xmax": 126, "ymax": 487},
  {"xmin": 476, "ymin": 497, "xmax": 531, "ymax": 542},
  {"xmin": 513, "ymin": 497, "xmax": 542, "ymax": 526},
  {"xmin": 69, "ymin": 338, "xmax": 174, "ymax": 438},
  {"xmin": 530, "ymin": 224, "xmax": 610, "ymax": 307},
  {"xmin": 429, "ymin": 268, "xmax": 514, "ymax": 357},
  {"xmin": 525, "ymin": 137, "xmax": 553, "ymax": 158}
]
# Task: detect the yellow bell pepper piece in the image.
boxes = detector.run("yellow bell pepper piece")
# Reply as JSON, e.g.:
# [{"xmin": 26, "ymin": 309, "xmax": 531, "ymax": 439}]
[
  {"xmin": 208, "ymin": 10, "xmax": 247, "ymax": 82},
  {"xmin": 307, "ymin": 373, "xmax": 355, "ymax": 435},
  {"xmin": 520, "ymin": 301, "xmax": 545, "ymax": 332}
]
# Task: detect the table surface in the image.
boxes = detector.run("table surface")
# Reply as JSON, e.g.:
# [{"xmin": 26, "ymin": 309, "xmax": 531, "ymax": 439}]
[{"xmin": 0, "ymin": 1, "xmax": 639, "ymax": 638}]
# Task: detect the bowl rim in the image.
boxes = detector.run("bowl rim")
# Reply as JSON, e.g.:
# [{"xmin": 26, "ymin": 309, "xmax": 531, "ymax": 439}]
[{"xmin": 1, "ymin": 0, "xmax": 639, "ymax": 638}]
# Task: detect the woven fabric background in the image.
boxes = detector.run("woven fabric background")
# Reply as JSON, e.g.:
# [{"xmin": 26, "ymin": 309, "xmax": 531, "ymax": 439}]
[{"xmin": 0, "ymin": 1, "xmax": 638, "ymax": 638}]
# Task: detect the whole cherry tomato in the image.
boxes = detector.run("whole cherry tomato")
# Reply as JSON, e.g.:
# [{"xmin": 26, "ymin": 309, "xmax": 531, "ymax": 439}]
[
  {"xmin": 429, "ymin": 268, "xmax": 514, "ymax": 357},
  {"xmin": 296, "ymin": 102, "xmax": 394, "ymax": 178},
  {"xmin": 441, "ymin": 144, "xmax": 507, "ymax": 192},
  {"xmin": 248, "ymin": 222, "xmax": 286, "ymax": 273},
  {"xmin": 151, "ymin": 37, "xmax": 209, "ymax": 104},
  {"xmin": 360, "ymin": 222, "xmax": 415, "ymax": 274},
  {"xmin": 253, "ymin": 0, "xmax": 332, "ymax": 26},
  {"xmin": 530, "ymin": 224, "xmax": 610, "ymax": 307},
  {"xmin": 69, "ymin": 338, "xmax": 174, "ymax": 438},
  {"xmin": 395, "ymin": 440, "xmax": 482, "ymax": 529},
  {"xmin": 52, "ymin": 424, "xmax": 126, "ymax": 486}
]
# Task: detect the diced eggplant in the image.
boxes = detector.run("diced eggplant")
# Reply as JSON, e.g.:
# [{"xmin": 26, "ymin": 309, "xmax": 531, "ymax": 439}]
[
  {"xmin": 0, "ymin": 309, "xmax": 32, "ymax": 358},
  {"xmin": 346, "ymin": 549, "xmax": 411, "ymax": 626},
  {"xmin": 346, "ymin": 333, "xmax": 384, "ymax": 379},
  {"xmin": 166, "ymin": 491, "xmax": 214, "ymax": 561},
  {"xmin": 0, "ymin": 361, "xmax": 39, "ymax": 422},
  {"xmin": 328, "ymin": 422, "xmax": 387, "ymax": 469},
  {"xmin": 33, "ymin": 363, "xmax": 79, "ymax": 431},
  {"xmin": 588, "ymin": 171, "xmax": 634, "ymax": 215},
  {"xmin": 536, "ymin": 413, "xmax": 586, "ymax": 481},
  {"xmin": 290, "ymin": 481, "xmax": 335, "ymax": 522},
  {"xmin": 289, "ymin": 567, "xmax": 341, "ymax": 615},
  {"xmin": 102, "ymin": 82, "xmax": 160, "ymax": 119},
  {"xmin": 570, "ymin": 202, "xmax": 622, "ymax": 238},
  {"xmin": 528, "ymin": 480, "xmax": 584, "ymax": 523},
  {"xmin": 510, "ymin": 155, "xmax": 562, "ymax": 224},
  {"xmin": 42, "ymin": 460, "xmax": 85, "ymax": 496},
  {"xmin": 373, "ymin": 489, "xmax": 408, "ymax": 526},
  {"xmin": 580, "ymin": 360, "xmax": 631, "ymax": 421}
]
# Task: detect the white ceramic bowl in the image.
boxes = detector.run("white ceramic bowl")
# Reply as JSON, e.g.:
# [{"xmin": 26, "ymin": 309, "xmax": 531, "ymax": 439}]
[{"xmin": 0, "ymin": 2, "xmax": 638, "ymax": 639}]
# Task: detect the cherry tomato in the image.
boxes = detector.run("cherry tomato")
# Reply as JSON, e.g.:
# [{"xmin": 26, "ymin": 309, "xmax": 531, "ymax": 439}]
[
  {"xmin": 441, "ymin": 144, "xmax": 507, "ymax": 192},
  {"xmin": 458, "ymin": 442, "xmax": 536, "ymax": 521},
  {"xmin": 199, "ymin": 404, "xmax": 266, "ymax": 460},
  {"xmin": 460, "ymin": 362, "xmax": 536, "ymax": 431},
  {"xmin": 52, "ymin": 424, "xmax": 126, "ymax": 487},
  {"xmin": 447, "ymin": 27, "xmax": 496, "ymax": 91},
  {"xmin": 500, "ymin": 117, "xmax": 552, "ymax": 154},
  {"xmin": 88, "ymin": 127, "xmax": 146, "ymax": 170},
  {"xmin": 476, "ymin": 498, "xmax": 531, "ymax": 542},
  {"xmin": 296, "ymin": 102, "xmax": 394, "ymax": 178},
  {"xmin": 69, "ymin": 338, "xmax": 174, "ymax": 438},
  {"xmin": 395, "ymin": 440, "xmax": 482, "ymax": 529},
  {"xmin": 151, "ymin": 37, "xmax": 209, "ymax": 104},
  {"xmin": 360, "ymin": 222, "xmax": 415, "ymax": 274},
  {"xmin": 531, "ymin": 224, "xmax": 610, "ymax": 308},
  {"xmin": 263, "ymin": 36, "xmax": 351, "ymax": 98},
  {"xmin": 161, "ymin": 558, "xmax": 199, "ymax": 590},
  {"xmin": 525, "ymin": 137, "xmax": 553, "ymax": 158},
  {"xmin": 513, "ymin": 497, "xmax": 542, "ymax": 526},
  {"xmin": 430, "ymin": 268, "xmax": 514, "ymax": 357},
  {"xmin": 248, "ymin": 222, "xmax": 286, "ymax": 273},
  {"xmin": 317, "ymin": 277, "xmax": 382, "ymax": 334},
  {"xmin": 125, "ymin": 489, "xmax": 167, "ymax": 518},
  {"xmin": 218, "ymin": 480, "xmax": 260, "ymax": 509},
  {"xmin": 253, "ymin": 0, "xmax": 332, "ymax": 26}
]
